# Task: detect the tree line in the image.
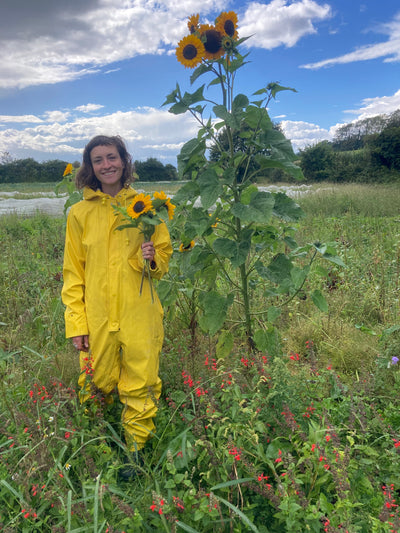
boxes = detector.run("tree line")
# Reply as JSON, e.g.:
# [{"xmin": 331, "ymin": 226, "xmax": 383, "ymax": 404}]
[
  {"xmin": 0, "ymin": 155, "xmax": 179, "ymax": 184},
  {"xmin": 298, "ymin": 109, "xmax": 400, "ymax": 183}
]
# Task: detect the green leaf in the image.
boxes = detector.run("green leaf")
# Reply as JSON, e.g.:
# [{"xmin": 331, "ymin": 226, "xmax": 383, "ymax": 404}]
[
  {"xmin": 190, "ymin": 63, "xmax": 213, "ymax": 84},
  {"xmin": 267, "ymin": 306, "xmax": 282, "ymax": 323},
  {"xmin": 260, "ymin": 254, "xmax": 293, "ymax": 284},
  {"xmin": 182, "ymin": 85, "xmax": 205, "ymax": 106},
  {"xmin": 173, "ymin": 180, "xmax": 200, "ymax": 204},
  {"xmin": 198, "ymin": 292, "xmax": 233, "ymax": 335},
  {"xmin": 169, "ymin": 101, "xmax": 189, "ymax": 115},
  {"xmin": 253, "ymin": 326, "xmax": 281, "ymax": 356},
  {"xmin": 291, "ymin": 266, "xmax": 308, "ymax": 289},
  {"xmin": 232, "ymin": 94, "xmax": 249, "ymax": 111},
  {"xmin": 216, "ymin": 330, "xmax": 234, "ymax": 358},
  {"xmin": 273, "ymin": 192, "xmax": 304, "ymax": 221},
  {"xmin": 231, "ymin": 191, "xmax": 274, "ymax": 224},
  {"xmin": 214, "ymin": 496, "xmax": 260, "ymax": 533},
  {"xmin": 266, "ymin": 82, "xmax": 297, "ymax": 98},
  {"xmin": 311, "ymin": 289, "xmax": 328, "ymax": 312},
  {"xmin": 213, "ymin": 237, "xmax": 251, "ymax": 268},
  {"xmin": 198, "ymin": 168, "xmax": 223, "ymax": 209}
]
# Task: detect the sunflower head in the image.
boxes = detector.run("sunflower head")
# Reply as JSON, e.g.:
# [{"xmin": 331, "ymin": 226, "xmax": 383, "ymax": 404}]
[
  {"xmin": 179, "ymin": 240, "xmax": 195, "ymax": 252},
  {"xmin": 127, "ymin": 193, "xmax": 153, "ymax": 219},
  {"xmin": 199, "ymin": 24, "xmax": 224, "ymax": 61},
  {"xmin": 216, "ymin": 11, "xmax": 238, "ymax": 39},
  {"xmin": 165, "ymin": 198, "xmax": 176, "ymax": 220},
  {"xmin": 153, "ymin": 190, "xmax": 168, "ymax": 201},
  {"xmin": 187, "ymin": 14, "xmax": 199, "ymax": 34},
  {"xmin": 176, "ymin": 34, "xmax": 205, "ymax": 68},
  {"xmin": 63, "ymin": 163, "xmax": 74, "ymax": 176}
]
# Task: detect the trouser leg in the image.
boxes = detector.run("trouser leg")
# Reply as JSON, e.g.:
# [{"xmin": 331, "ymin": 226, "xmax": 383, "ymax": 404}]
[{"xmin": 118, "ymin": 341, "xmax": 162, "ymax": 451}]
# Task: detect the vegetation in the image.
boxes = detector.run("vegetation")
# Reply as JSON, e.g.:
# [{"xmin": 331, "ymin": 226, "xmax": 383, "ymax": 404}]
[
  {"xmin": 1, "ymin": 184, "xmax": 400, "ymax": 532},
  {"xmin": 0, "ymin": 155, "xmax": 178, "ymax": 184},
  {"xmin": 299, "ymin": 110, "xmax": 400, "ymax": 183}
]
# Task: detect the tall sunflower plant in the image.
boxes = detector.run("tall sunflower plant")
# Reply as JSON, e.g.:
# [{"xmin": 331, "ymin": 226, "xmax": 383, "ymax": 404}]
[
  {"xmin": 161, "ymin": 11, "xmax": 344, "ymax": 353},
  {"xmin": 113, "ymin": 191, "xmax": 175, "ymax": 302}
]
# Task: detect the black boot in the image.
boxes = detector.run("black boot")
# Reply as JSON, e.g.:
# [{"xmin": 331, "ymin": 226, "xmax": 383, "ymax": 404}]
[{"xmin": 118, "ymin": 451, "xmax": 144, "ymax": 482}]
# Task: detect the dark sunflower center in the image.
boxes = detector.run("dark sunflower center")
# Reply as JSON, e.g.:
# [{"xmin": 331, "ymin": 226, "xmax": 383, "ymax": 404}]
[
  {"xmin": 204, "ymin": 29, "xmax": 222, "ymax": 53},
  {"xmin": 183, "ymin": 243, "xmax": 192, "ymax": 250},
  {"xmin": 224, "ymin": 20, "xmax": 235, "ymax": 37},
  {"xmin": 134, "ymin": 201, "xmax": 145, "ymax": 213},
  {"xmin": 183, "ymin": 44, "xmax": 198, "ymax": 60}
]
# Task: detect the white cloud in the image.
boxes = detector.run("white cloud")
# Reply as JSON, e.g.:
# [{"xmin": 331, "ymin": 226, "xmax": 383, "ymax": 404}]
[
  {"xmin": 75, "ymin": 104, "xmax": 105, "ymax": 113},
  {"xmin": 0, "ymin": 0, "xmax": 226, "ymax": 90},
  {"xmin": 301, "ymin": 11, "xmax": 400, "ymax": 68},
  {"xmin": 0, "ymin": 106, "xmax": 198, "ymax": 164},
  {"xmin": 281, "ymin": 119, "xmax": 333, "ymax": 151},
  {"xmin": 0, "ymin": 115, "xmax": 43, "ymax": 124},
  {"xmin": 240, "ymin": 0, "xmax": 332, "ymax": 49},
  {"xmin": 344, "ymin": 89, "xmax": 400, "ymax": 120},
  {"xmin": 43, "ymin": 111, "xmax": 71, "ymax": 123}
]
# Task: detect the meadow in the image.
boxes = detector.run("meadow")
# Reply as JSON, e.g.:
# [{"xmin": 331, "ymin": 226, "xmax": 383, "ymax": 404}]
[{"xmin": 1, "ymin": 182, "xmax": 400, "ymax": 532}]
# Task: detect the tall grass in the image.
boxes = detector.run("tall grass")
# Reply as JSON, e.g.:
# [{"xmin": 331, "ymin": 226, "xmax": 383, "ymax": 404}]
[{"xmin": 1, "ymin": 183, "xmax": 400, "ymax": 531}]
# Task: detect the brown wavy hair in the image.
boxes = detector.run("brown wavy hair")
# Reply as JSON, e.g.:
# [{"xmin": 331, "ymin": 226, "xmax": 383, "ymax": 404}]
[{"xmin": 75, "ymin": 135, "xmax": 135, "ymax": 191}]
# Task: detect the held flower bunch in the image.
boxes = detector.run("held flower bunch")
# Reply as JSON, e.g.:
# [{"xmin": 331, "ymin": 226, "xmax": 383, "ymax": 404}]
[{"xmin": 113, "ymin": 191, "xmax": 175, "ymax": 301}]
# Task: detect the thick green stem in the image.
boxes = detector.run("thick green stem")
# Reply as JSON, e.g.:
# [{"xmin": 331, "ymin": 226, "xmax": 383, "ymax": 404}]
[{"xmin": 239, "ymin": 262, "xmax": 254, "ymax": 352}]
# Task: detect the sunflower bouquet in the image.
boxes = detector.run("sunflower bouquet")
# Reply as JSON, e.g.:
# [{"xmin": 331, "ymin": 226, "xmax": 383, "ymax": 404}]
[{"xmin": 113, "ymin": 191, "xmax": 175, "ymax": 302}]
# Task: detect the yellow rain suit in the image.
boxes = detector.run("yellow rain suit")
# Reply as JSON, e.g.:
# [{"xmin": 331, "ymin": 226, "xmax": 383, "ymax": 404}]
[{"xmin": 62, "ymin": 186, "xmax": 173, "ymax": 450}]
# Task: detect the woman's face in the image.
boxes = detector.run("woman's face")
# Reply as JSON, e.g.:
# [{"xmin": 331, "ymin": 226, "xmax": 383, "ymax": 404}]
[{"xmin": 90, "ymin": 144, "xmax": 124, "ymax": 196}]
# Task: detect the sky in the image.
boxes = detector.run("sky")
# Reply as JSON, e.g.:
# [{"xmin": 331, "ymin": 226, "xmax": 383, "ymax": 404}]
[{"xmin": 0, "ymin": 0, "xmax": 399, "ymax": 168}]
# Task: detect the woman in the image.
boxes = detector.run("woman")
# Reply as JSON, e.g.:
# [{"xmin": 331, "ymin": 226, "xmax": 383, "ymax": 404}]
[{"xmin": 61, "ymin": 135, "xmax": 172, "ymax": 479}]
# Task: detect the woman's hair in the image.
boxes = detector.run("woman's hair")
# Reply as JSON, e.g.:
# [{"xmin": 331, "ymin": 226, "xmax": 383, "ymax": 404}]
[{"xmin": 75, "ymin": 135, "xmax": 134, "ymax": 191}]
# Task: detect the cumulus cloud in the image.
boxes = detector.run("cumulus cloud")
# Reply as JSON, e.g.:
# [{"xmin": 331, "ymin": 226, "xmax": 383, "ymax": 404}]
[
  {"xmin": 75, "ymin": 104, "xmax": 105, "ymax": 113},
  {"xmin": 239, "ymin": 0, "xmax": 332, "ymax": 49},
  {"xmin": 0, "ymin": 106, "xmax": 198, "ymax": 163},
  {"xmin": 0, "ymin": 115, "xmax": 43, "ymax": 124},
  {"xmin": 0, "ymin": 0, "xmax": 226, "ymax": 90},
  {"xmin": 344, "ymin": 89, "xmax": 400, "ymax": 120},
  {"xmin": 301, "ymin": 11, "xmax": 400, "ymax": 68},
  {"xmin": 280, "ymin": 119, "xmax": 333, "ymax": 151}
]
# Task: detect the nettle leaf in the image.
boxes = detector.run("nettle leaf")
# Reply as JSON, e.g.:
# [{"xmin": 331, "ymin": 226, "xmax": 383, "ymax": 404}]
[
  {"xmin": 213, "ymin": 236, "xmax": 251, "ymax": 268},
  {"xmin": 312, "ymin": 289, "xmax": 328, "ymax": 312},
  {"xmin": 198, "ymin": 291, "xmax": 234, "ymax": 335},
  {"xmin": 198, "ymin": 168, "xmax": 223, "ymax": 209},
  {"xmin": 273, "ymin": 192, "xmax": 304, "ymax": 222},
  {"xmin": 231, "ymin": 191, "xmax": 274, "ymax": 224}
]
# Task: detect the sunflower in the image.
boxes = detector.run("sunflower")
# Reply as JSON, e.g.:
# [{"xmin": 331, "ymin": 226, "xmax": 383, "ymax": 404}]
[
  {"xmin": 199, "ymin": 24, "xmax": 224, "ymax": 61},
  {"xmin": 176, "ymin": 34, "xmax": 205, "ymax": 68},
  {"xmin": 215, "ymin": 11, "xmax": 238, "ymax": 39},
  {"xmin": 63, "ymin": 163, "xmax": 74, "ymax": 176},
  {"xmin": 127, "ymin": 193, "xmax": 153, "ymax": 219},
  {"xmin": 187, "ymin": 14, "xmax": 199, "ymax": 34},
  {"xmin": 153, "ymin": 191, "xmax": 176, "ymax": 220},
  {"xmin": 179, "ymin": 240, "xmax": 195, "ymax": 252}
]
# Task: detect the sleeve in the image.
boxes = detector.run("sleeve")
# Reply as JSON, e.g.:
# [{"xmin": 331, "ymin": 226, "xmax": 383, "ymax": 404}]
[
  {"xmin": 61, "ymin": 208, "xmax": 89, "ymax": 338},
  {"xmin": 135, "ymin": 222, "xmax": 173, "ymax": 280}
]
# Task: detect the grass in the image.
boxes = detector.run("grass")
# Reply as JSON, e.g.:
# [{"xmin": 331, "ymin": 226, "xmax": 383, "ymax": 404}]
[{"xmin": 1, "ymin": 182, "xmax": 400, "ymax": 532}]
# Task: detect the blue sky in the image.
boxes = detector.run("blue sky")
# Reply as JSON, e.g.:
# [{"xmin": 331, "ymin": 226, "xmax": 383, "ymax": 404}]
[{"xmin": 0, "ymin": 0, "xmax": 399, "ymax": 167}]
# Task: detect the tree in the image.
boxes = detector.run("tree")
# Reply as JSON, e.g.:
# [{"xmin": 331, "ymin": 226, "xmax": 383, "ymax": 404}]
[
  {"xmin": 369, "ymin": 127, "xmax": 400, "ymax": 171},
  {"xmin": 134, "ymin": 158, "xmax": 178, "ymax": 182},
  {"xmin": 299, "ymin": 141, "xmax": 333, "ymax": 181}
]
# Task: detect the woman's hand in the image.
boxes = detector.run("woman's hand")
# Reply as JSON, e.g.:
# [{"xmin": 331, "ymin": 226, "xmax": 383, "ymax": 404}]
[
  {"xmin": 141, "ymin": 241, "xmax": 155, "ymax": 262},
  {"xmin": 72, "ymin": 335, "xmax": 89, "ymax": 352}
]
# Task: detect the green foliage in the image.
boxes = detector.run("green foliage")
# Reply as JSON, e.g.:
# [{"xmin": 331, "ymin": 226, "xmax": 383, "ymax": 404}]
[
  {"xmin": 134, "ymin": 158, "xmax": 179, "ymax": 182},
  {"xmin": 162, "ymin": 29, "xmax": 341, "ymax": 350},
  {"xmin": 1, "ymin": 184, "xmax": 400, "ymax": 531},
  {"xmin": 0, "ymin": 159, "xmax": 69, "ymax": 184}
]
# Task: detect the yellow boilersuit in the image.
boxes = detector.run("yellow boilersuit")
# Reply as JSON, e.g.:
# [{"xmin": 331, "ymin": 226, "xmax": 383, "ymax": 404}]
[{"xmin": 61, "ymin": 186, "xmax": 173, "ymax": 450}]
